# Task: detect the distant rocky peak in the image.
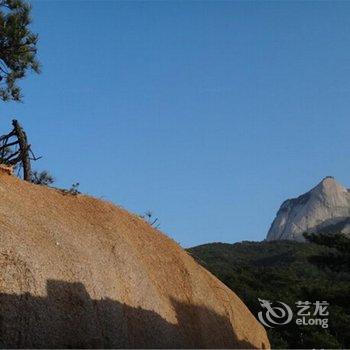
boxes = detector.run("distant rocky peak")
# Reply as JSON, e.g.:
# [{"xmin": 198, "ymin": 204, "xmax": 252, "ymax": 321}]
[
  {"xmin": 266, "ymin": 177, "xmax": 350, "ymax": 241},
  {"xmin": 313, "ymin": 176, "xmax": 346, "ymax": 193}
]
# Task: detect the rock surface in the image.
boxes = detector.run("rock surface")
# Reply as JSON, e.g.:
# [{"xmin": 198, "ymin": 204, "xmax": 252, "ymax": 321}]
[
  {"xmin": 267, "ymin": 177, "xmax": 350, "ymax": 241},
  {"xmin": 0, "ymin": 173, "xmax": 269, "ymax": 349}
]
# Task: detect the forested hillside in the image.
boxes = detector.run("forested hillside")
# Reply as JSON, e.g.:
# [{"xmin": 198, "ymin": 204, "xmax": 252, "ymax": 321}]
[{"xmin": 188, "ymin": 239, "xmax": 350, "ymax": 348}]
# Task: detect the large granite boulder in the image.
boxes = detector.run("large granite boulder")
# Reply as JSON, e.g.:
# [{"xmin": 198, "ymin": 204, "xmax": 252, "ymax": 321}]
[{"xmin": 0, "ymin": 173, "xmax": 269, "ymax": 349}]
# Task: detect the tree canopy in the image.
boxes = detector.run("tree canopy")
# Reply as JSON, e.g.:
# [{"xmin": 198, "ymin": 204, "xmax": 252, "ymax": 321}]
[
  {"xmin": 189, "ymin": 238, "xmax": 350, "ymax": 348},
  {"xmin": 0, "ymin": 0, "xmax": 40, "ymax": 101}
]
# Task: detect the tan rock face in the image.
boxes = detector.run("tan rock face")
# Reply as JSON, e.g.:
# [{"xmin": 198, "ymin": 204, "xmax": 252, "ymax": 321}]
[
  {"xmin": 0, "ymin": 174, "xmax": 269, "ymax": 349},
  {"xmin": 0, "ymin": 164, "xmax": 13, "ymax": 176}
]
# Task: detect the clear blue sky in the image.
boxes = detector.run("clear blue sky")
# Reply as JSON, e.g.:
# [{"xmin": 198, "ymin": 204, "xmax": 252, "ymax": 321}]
[{"xmin": 2, "ymin": 1, "xmax": 350, "ymax": 247}]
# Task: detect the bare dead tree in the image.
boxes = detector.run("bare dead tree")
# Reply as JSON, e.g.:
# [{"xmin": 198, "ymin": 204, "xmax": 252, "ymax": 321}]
[
  {"xmin": 0, "ymin": 119, "xmax": 41, "ymax": 181},
  {"xmin": 12, "ymin": 120, "xmax": 31, "ymax": 180}
]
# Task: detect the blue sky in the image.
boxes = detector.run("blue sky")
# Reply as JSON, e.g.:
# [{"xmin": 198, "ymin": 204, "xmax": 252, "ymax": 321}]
[{"xmin": 1, "ymin": 1, "xmax": 350, "ymax": 247}]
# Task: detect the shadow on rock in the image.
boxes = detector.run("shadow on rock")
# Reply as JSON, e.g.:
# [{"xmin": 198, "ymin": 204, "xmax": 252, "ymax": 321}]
[{"xmin": 0, "ymin": 279, "xmax": 265, "ymax": 349}]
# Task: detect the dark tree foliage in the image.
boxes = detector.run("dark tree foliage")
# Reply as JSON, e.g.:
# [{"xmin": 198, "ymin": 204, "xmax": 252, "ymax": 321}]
[
  {"xmin": 31, "ymin": 170, "xmax": 54, "ymax": 186},
  {"xmin": 188, "ymin": 239, "xmax": 350, "ymax": 349},
  {"xmin": 304, "ymin": 232, "xmax": 350, "ymax": 272},
  {"xmin": 0, "ymin": 0, "xmax": 40, "ymax": 101},
  {"xmin": 304, "ymin": 232, "xmax": 350, "ymax": 254},
  {"xmin": 303, "ymin": 233, "xmax": 350, "ymax": 348}
]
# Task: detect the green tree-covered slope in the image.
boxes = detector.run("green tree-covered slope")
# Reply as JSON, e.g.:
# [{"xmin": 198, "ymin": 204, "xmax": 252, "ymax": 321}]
[{"xmin": 188, "ymin": 240, "xmax": 350, "ymax": 348}]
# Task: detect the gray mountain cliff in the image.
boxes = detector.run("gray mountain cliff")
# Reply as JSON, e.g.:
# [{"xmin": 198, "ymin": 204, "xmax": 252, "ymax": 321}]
[{"xmin": 266, "ymin": 177, "xmax": 350, "ymax": 241}]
